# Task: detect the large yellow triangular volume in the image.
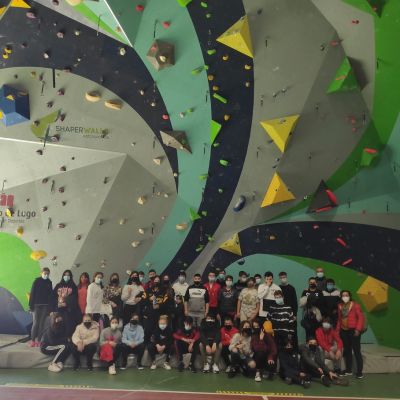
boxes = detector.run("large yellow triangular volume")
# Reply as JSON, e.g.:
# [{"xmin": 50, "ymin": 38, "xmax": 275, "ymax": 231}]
[
  {"xmin": 260, "ymin": 115, "xmax": 300, "ymax": 153},
  {"xmin": 261, "ymin": 173, "xmax": 295, "ymax": 208},
  {"xmin": 10, "ymin": 0, "xmax": 31, "ymax": 8},
  {"xmin": 217, "ymin": 15, "xmax": 253, "ymax": 58},
  {"xmin": 219, "ymin": 233, "xmax": 242, "ymax": 256}
]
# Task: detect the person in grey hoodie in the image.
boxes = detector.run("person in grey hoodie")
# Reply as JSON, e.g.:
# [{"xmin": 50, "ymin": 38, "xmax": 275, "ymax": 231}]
[
  {"xmin": 99, "ymin": 316, "xmax": 122, "ymax": 375},
  {"xmin": 119, "ymin": 313, "xmax": 145, "ymax": 370}
]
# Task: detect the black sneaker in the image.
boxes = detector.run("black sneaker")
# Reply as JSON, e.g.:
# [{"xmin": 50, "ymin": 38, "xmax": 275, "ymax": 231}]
[
  {"xmin": 178, "ymin": 362, "xmax": 184, "ymax": 372},
  {"xmin": 87, "ymin": 364, "xmax": 93, "ymax": 371},
  {"xmin": 73, "ymin": 364, "xmax": 80, "ymax": 371},
  {"xmin": 321, "ymin": 375, "xmax": 331, "ymax": 387},
  {"xmin": 356, "ymin": 373, "xmax": 364, "ymax": 379},
  {"xmin": 189, "ymin": 363, "xmax": 197, "ymax": 373},
  {"xmin": 302, "ymin": 380, "xmax": 311, "ymax": 389},
  {"xmin": 285, "ymin": 377, "xmax": 293, "ymax": 385},
  {"xmin": 344, "ymin": 370, "xmax": 353, "ymax": 376}
]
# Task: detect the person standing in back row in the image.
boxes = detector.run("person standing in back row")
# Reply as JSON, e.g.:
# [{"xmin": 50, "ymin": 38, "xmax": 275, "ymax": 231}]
[
  {"xmin": 184, "ymin": 274, "xmax": 209, "ymax": 327},
  {"xmin": 315, "ymin": 267, "xmax": 327, "ymax": 292},
  {"xmin": 204, "ymin": 270, "xmax": 221, "ymax": 317},
  {"xmin": 258, "ymin": 272, "xmax": 281, "ymax": 320}
]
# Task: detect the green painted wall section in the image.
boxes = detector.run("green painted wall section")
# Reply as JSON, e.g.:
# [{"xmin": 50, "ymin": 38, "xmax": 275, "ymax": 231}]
[{"xmin": 0, "ymin": 232, "xmax": 40, "ymax": 310}]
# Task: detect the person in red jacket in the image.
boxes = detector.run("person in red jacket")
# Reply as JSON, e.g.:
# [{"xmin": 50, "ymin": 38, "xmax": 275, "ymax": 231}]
[
  {"xmin": 336, "ymin": 290, "xmax": 365, "ymax": 379},
  {"xmin": 219, "ymin": 315, "xmax": 239, "ymax": 372},
  {"xmin": 250, "ymin": 319, "xmax": 277, "ymax": 382},
  {"xmin": 316, "ymin": 317, "xmax": 343, "ymax": 374},
  {"xmin": 173, "ymin": 316, "xmax": 199, "ymax": 373},
  {"xmin": 204, "ymin": 270, "xmax": 221, "ymax": 317}
]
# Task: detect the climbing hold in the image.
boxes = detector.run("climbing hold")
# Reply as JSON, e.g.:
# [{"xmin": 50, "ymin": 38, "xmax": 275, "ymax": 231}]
[
  {"xmin": 75, "ymin": 234, "xmax": 82, "ymax": 241},
  {"xmin": 56, "ymin": 31, "xmax": 64, "ymax": 39},
  {"xmin": 135, "ymin": 4, "xmax": 144, "ymax": 12},
  {"xmin": 210, "ymin": 120, "xmax": 222, "ymax": 144},
  {"xmin": 5, "ymin": 208, "xmax": 14, "ymax": 217},
  {"xmin": 137, "ymin": 196, "xmax": 146, "ymax": 205},
  {"xmin": 60, "ymin": 165, "xmax": 66, "ymax": 172},
  {"xmin": 196, "ymin": 244, "xmax": 205, "ymax": 252},
  {"xmin": 131, "ymin": 241, "xmax": 141, "ymax": 248},
  {"xmin": 207, "ymin": 49, "xmax": 216, "ymax": 55},
  {"xmin": 220, "ymin": 233, "xmax": 242, "ymax": 256},
  {"xmin": 219, "ymin": 159, "xmax": 230, "ymax": 167},
  {"xmin": 207, "ymin": 74, "xmax": 214, "ymax": 81},
  {"xmin": 213, "ymin": 93, "xmax": 228, "ymax": 104},
  {"xmin": 244, "ymin": 64, "xmax": 252, "ymax": 70},
  {"xmin": 162, "ymin": 114, "xmax": 169, "ymax": 120},
  {"xmin": 199, "ymin": 174, "xmax": 208, "ymax": 181},
  {"xmin": 191, "ymin": 66, "xmax": 205, "ymax": 75},
  {"xmin": 245, "ymin": 81, "xmax": 251, "ymax": 87},
  {"xmin": 16, "ymin": 226, "xmax": 24, "ymax": 236},
  {"xmin": 30, "ymin": 250, "xmax": 47, "ymax": 261},
  {"xmin": 105, "ymin": 100, "xmax": 122, "ymax": 110},
  {"xmin": 176, "ymin": 0, "xmax": 192, "ymax": 6},
  {"xmin": 147, "ymin": 40, "xmax": 175, "ymax": 71},
  {"xmin": 336, "ymin": 237, "xmax": 347, "ymax": 247},
  {"xmin": 200, "ymin": 1, "xmax": 208, "ymax": 7},
  {"xmin": 43, "ymin": 52, "xmax": 50, "ymax": 59},
  {"xmin": 162, "ymin": 21, "xmax": 170, "ymax": 28},
  {"xmin": 119, "ymin": 47, "xmax": 127, "ymax": 56},
  {"xmin": 212, "ymin": 85, "xmax": 219, "ymax": 92},
  {"xmin": 307, "ymin": 180, "xmax": 338, "ymax": 213},
  {"xmin": 160, "ymin": 130, "xmax": 192, "ymax": 153},
  {"xmin": 351, "ymin": 19, "xmax": 360, "ymax": 24},
  {"xmin": 26, "ymin": 11, "xmax": 36, "ymax": 19},
  {"xmin": 233, "ymin": 195, "xmax": 246, "ymax": 212},
  {"xmin": 153, "ymin": 157, "xmax": 163, "ymax": 165},
  {"xmin": 85, "ymin": 91, "xmax": 101, "ymax": 102},
  {"xmin": 138, "ymin": 228, "xmax": 145, "ymax": 235},
  {"xmin": 360, "ymin": 148, "xmax": 379, "ymax": 167},
  {"xmin": 206, "ymin": 13, "xmax": 212, "ymax": 18},
  {"xmin": 218, "ymin": 188, "xmax": 224, "ymax": 194},
  {"xmin": 217, "ymin": 15, "xmax": 253, "ymax": 58},
  {"xmin": 357, "ymin": 276, "xmax": 388, "ymax": 312},
  {"xmin": 222, "ymin": 55, "xmax": 229, "ymax": 61},
  {"xmin": 260, "ymin": 115, "xmax": 299, "ymax": 153},
  {"xmin": 189, "ymin": 208, "xmax": 201, "ymax": 221},
  {"xmin": 341, "ymin": 258, "xmax": 352, "ymax": 266},
  {"xmin": 58, "ymin": 223, "xmax": 66, "ymax": 228},
  {"xmin": 119, "ymin": 218, "xmax": 126, "ymax": 225},
  {"xmin": 201, "ymin": 211, "xmax": 208, "ymax": 217},
  {"xmin": 224, "ymin": 114, "xmax": 230, "ymax": 121},
  {"xmin": 58, "ymin": 187, "xmax": 65, "ymax": 193},
  {"xmin": 176, "ymin": 223, "xmax": 188, "ymax": 231},
  {"xmin": 327, "ymin": 58, "xmax": 359, "ymax": 94},
  {"xmin": 261, "ymin": 173, "xmax": 295, "ymax": 208}
]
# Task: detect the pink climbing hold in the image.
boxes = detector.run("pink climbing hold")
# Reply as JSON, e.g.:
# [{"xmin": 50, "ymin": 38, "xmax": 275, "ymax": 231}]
[
  {"xmin": 364, "ymin": 148, "xmax": 377, "ymax": 154},
  {"xmin": 162, "ymin": 21, "xmax": 171, "ymax": 28},
  {"xmin": 136, "ymin": 4, "xmax": 144, "ymax": 12},
  {"xmin": 342, "ymin": 258, "xmax": 353, "ymax": 266},
  {"xmin": 336, "ymin": 237, "xmax": 347, "ymax": 247},
  {"xmin": 162, "ymin": 114, "xmax": 169, "ymax": 120},
  {"xmin": 313, "ymin": 225, "xmax": 319, "ymax": 230},
  {"xmin": 325, "ymin": 189, "xmax": 338, "ymax": 206}
]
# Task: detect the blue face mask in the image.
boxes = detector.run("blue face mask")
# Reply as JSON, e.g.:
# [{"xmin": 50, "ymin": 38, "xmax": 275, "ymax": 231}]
[
  {"xmin": 275, "ymin": 297, "xmax": 284, "ymax": 305},
  {"xmin": 327, "ymin": 284, "xmax": 334, "ymax": 291},
  {"xmin": 63, "ymin": 275, "xmax": 70, "ymax": 282}
]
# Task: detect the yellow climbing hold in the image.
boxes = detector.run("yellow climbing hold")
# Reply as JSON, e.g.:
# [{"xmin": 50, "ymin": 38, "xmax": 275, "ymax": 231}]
[
  {"xmin": 260, "ymin": 115, "xmax": 299, "ymax": 153},
  {"xmin": 217, "ymin": 15, "xmax": 253, "ymax": 58},
  {"xmin": 219, "ymin": 233, "xmax": 242, "ymax": 256},
  {"xmin": 357, "ymin": 276, "xmax": 388, "ymax": 313},
  {"xmin": 30, "ymin": 250, "xmax": 47, "ymax": 261},
  {"xmin": 16, "ymin": 226, "xmax": 24, "ymax": 236},
  {"xmin": 261, "ymin": 173, "xmax": 295, "ymax": 208},
  {"xmin": 10, "ymin": 0, "xmax": 31, "ymax": 8}
]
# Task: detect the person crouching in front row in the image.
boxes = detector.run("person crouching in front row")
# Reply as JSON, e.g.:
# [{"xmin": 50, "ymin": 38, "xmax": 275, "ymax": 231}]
[{"xmin": 147, "ymin": 315, "xmax": 173, "ymax": 370}]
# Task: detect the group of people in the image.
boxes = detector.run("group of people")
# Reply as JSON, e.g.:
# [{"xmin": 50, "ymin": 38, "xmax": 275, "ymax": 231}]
[{"xmin": 28, "ymin": 266, "xmax": 365, "ymax": 387}]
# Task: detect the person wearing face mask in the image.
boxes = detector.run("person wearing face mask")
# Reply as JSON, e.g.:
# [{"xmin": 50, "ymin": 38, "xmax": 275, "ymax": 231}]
[
  {"xmin": 122, "ymin": 272, "xmax": 145, "ymax": 325},
  {"xmin": 173, "ymin": 316, "xmax": 200, "ymax": 372},
  {"xmin": 204, "ymin": 270, "xmax": 222, "ymax": 317},
  {"xmin": 336, "ymin": 290, "xmax": 365, "ymax": 379},
  {"xmin": 138, "ymin": 271, "xmax": 145, "ymax": 286},
  {"xmin": 300, "ymin": 336, "xmax": 338, "ymax": 387},
  {"xmin": 300, "ymin": 278, "xmax": 323, "ymax": 339},
  {"xmin": 219, "ymin": 316, "xmax": 239, "ymax": 372},
  {"xmin": 99, "ymin": 317, "xmax": 122, "ymax": 375},
  {"xmin": 228, "ymin": 321, "xmax": 253, "ymax": 378},
  {"xmin": 316, "ymin": 317, "xmax": 343, "ymax": 374},
  {"xmin": 184, "ymin": 274, "xmax": 210, "ymax": 328},
  {"xmin": 86, "ymin": 272, "xmax": 106, "ymax": 322},
  {"xmin": 71, "ymin": 314, "xmax": 99, "ymax": 371},
  {"xmin": 315, "ymin": 267, "xmax": 327, "ymax": 291},
  {"xmin": 144, "ymin": 269, "xmax": 157, "ymax": 291},
  {"xmin": 161, "ymin": 274, "xmax": 176, "ymax": 317},
  {"xmin": 237, "ymin": 277, "xmax": 260, "ymax": 322},
  {"xmin": 216, "ymin": 268, "xmax": 226, "ymax": 287},
  {"xmin": 279, "ymin": 338, "xmax": 311, "ymax": 388},
  {"xmin": 29, "ymin": 267, "xmax": 53, "ymax": 347},
  {"xmin": 120, "ymin": 313, "xmax": 145, "ymax": 370},
  {"xmin": 172, "ymin": 270, "xmax": 189, "ymax": 297},
  {"xmin": 171, "ymin": 294, "xmax": 185, "ymax": 332},
  {"xmin": 199, "ymin": 314, "xmax": 221, "ymax": 373},
  {"xmin": 147, "ymin": 315, "xmax": 173, "ymax": 370},
  {"xmin": 77, "ymin": 273, "xmax": 90, "ymax": 316},
  {"xmin": 103, "ymin": 273, "xmax": 123, "ymax": 324},
  {"xmin": 218, "ymin": 275, "xmax": 238, "ymax": 324},
  {"xmin": 258, "ymin": 272, "xmax": 281, "ymax": 320},
  {"xmin": 254, "ymin": 274, "xmax": 262, "ymax": 288},
  {"xmin": 234, "ymin": 271, "xmax": 249, "ymax": 294},
  {"xmin": 322, "ymin": 279, "xmax": 341, "ymax": 325},
  {"xmin": 250, "ymin": 320, "xmax": 277, "ymax": 382},
  {"xmin": 278, "ymin": 272, "xmax": 298, "ymax": 316},
  {"xmin": 41, "ymin": 312, "xmax": 71, "ymax": 373},
  {"xmin": 51, "ymin": 269, "xmax": 79, "ymax": 337}
]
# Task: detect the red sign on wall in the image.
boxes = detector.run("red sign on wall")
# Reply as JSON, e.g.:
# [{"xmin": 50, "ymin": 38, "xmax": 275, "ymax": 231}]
[{"xmin": 0, "ymin": 194, "xmax": 14, "ymax": 207}]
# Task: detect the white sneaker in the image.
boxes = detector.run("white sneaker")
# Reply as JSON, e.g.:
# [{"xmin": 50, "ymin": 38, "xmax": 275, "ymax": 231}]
[
  {"xmin": 163, "ymin": 362, "xmax": 172, "ymax": 370},
  {"xmin": 150, "ymin": 362, "xmax": 157, "ymax": 370},
  {"xmin": 56, "ymin": 362, "xmax": 63, "ymax": 371},
  {"xmin": 212, "ymin": 363, "xmax": 219, "ymax": 374},
  {"xmin": 255, "ymin": 372, "xmax": 262, "ymax": 382},
  {"xmin": 225, "ymin": 366, "xmax": 231, "ymax": 373},
  {"xmin": 48, "ymin": 363, "xmax": 61, "ymax": 373},
  {"xmin": 108, "ymin": 364, "xmax": 117, "ymax": 375},
  {"xmin": 203, "ymin": 362, "xmax": 210, "ymax": 373}
]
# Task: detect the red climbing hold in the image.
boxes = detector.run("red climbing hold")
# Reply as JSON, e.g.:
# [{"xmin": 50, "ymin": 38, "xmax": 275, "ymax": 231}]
[
  {"xmin": 325, "ymin": 190, "xmax": 338, "ymax": 206},
  {"xmin": 342, "ymin": 258, "xmax": 353, "ymax": 266},
  {"xmin": 162, "ymin": 114, "xmax": 169, "ymax": 120},
  {"xmin": 313, "ymin": 225, "xmax": 319, "ymax": 230},
  {"xmin": 162, "ymin": 21, "xmax": 171, "ymax": 28},
  {"xmin": 336, "ymin": 237, "xmax": 347, "ymax": 247},
  {"xmin": 351, "ymin": 19, "xmax": 360, "ymax": 24},
  {"xmin": 364, "ymin": 148, "xmax": 377, "ymax": 154},
  {"xmin": 315, "ymin": 206, "xmax": 333, "ymax": 213},
  {"xmin": 136, "ymin": 4, "xmax": 144, "ymax": 12}
]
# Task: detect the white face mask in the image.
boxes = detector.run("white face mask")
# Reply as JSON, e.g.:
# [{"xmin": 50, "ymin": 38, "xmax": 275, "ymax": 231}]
[
  {"xmin": 95, "ymin": 277, "xmax": 102, "ymax": 285},
  {"xmin": 322, "ymin": 322, "xmax": 331, "ymax": 330},
  {"xmin": 184, "ymin": 324, "xmax": 191, "ymax": 331},
  {"xmin": 178, "ymin": 276, "xmax": 185, "ymax": 283},
  {"xmin": 159, "ymin": 324, "xmax": 167, "ymax": 330},
  {"xmin": 226, "ymin": 280, "xmax": 233, "ymax": 287},
  {"xmin": 42, "ymin": 273, "xmax": 49, "ymax": 280},
  {"xmin": 139, "ymin": 276, "xmax": 144, "ymax": 282},
  {"xmin": 342, "ymin": 296, "xmax": 350, "ymax": 303},
  {"xmin": 255, "ymin": 278, "xmax": 261, "ymax": 284},
  {"xmin": 111, "ymin": 323, "xmax": 119, "ymax": 330},
  {"xmin": 317, "ymin": 272, "xmax": 324, "ymax": 278},
  {"xmin": 280, "ymin": 277, "xmax": 288, "ymax": 284}
]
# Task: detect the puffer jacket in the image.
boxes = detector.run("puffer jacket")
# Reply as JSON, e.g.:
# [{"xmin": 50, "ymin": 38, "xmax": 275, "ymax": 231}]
[
  {"xmin": 72, "ymin": 321, "xmax": 99, "ymax": 346},
  {"xmin": 336, "ymin": 301, "xmax": 365, "ymax": 333}
]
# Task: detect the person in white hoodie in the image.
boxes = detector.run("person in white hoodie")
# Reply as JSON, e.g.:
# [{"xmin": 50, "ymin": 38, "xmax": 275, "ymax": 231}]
[
  {"xmin": 257, "ymin": 271, "xmax": 281, "ymax": 320},
  {"xmin": 86, "ymin": 272, "xmax": 105, "ymax": 322}
]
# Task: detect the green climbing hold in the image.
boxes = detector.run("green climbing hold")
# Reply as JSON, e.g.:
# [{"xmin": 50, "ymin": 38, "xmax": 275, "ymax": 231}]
[
  {"xmin": 199, "ymin": 173, "xmax": 208, "ymax": 181},
  {"xmin": 213, "ymin": 93, "xmax": 228, "ymax": 104},
  {"xmin": 201, "ymin": 211, "xmax": 208, "ymax": 217},
  {"xmin": 206, "ymin": 13, "xmax": 212, "ymax": 18},
  {"xmin": 327, "ymin": 57, "xmax": 359, "ymax": 94},
  {"xmin": 189, "ymin": 207, "xmax": 201, "ymax": 221},
  {"xmin": 210, "ymin": 120, "xmax": 222, "ymax": 144},
  {"xmin": 191, "ymin": 66, "xmax": 204, "ymax": 75},
  {"xmin": 196, "ymin": 244, "xmax": 205, "ymax": 252},
  {"xmin": 30, "ymin": 110, "xmax": 61, "ymax": 138},
  {"xmin": 360, "ymin": 148, "xmax": 379, "ymax": 167},
  {"xmin": 177, "ymin": 0, "xmax": 192, "ymax": 6},
  {"xmin": 219, "ymin": 159, "xmax": 230, "ymax": 166},
  {"xmin": 218, "ymin": 188, "xmax": 224, "ymax": 193},
  {"xmin": 213, "ymin": 142, "xmax": 220, "ymax": 147},
  {"xmin": 207, "ymin": 49, "xmax": 216, "ymax": 55},
  {"xmin": 200, "ymin": 1, "xmax": 208, "ymax": 7}
]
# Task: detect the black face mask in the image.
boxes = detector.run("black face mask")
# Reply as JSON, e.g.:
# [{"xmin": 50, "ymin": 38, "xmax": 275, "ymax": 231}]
[
  {"xmin": 206, "ymin": 320, "xmax": 215, "ymax": 326},
  {"xmin": 163, "ymin": 280, "xmax": 170, "ymax": 286},
  {"xmin": 224, "ymin": 325, "xmax": 232, "ymax": 331},
  {"xmin": 309, "ymin": 344, "xmax": 318, "ymax": 351},
  {"xmin": 242, "ymin": 328, "xmax": 252, "ymax": 336},
  {"xmin": 130, "ymin": 320, "xmax": 138, "ymax": 326},
  {"xmin": 84, "ymin": 322, "xmax": 92, "ymax": 328},
  {"xmin": 252, "ymin": 328, "xmax": 261, "ymax": 334},
  {"xmin": 150, "ymin": 276, "xmax": 155, "ymax": 281},
  {"xmin": 111, "ymin": 278, "xmax": 119, "ymax": 284},
  {"xmin": 309, "ymin": 284, "xmax": 317, "ymax": 289},
  {"xmin": 194, "ymin": 281, "xmax": 201, "ymax": 286},
  {"xmin": 133, "ymin": 277, "xmax": 140, "ymax": 284},
  {"xmin": 285, "ymin": 347, "xmax": 294, "ymax": 353}
]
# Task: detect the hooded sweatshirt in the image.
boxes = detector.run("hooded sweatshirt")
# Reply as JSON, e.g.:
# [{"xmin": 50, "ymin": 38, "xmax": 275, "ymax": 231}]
[
  {"xmin": 41, "ymin": 315, "xmax": 68, "ymax": 349},
  {"xmin": 122, "ymin": 322, "xmax": 144, "ymax": 346},
  {"xmin": 29, "ymin": 277, "xmax": 53, "ymax": 310},
  {"xmin": 100, "ymin": 327, "xmax": 122, "ymax": 345}
]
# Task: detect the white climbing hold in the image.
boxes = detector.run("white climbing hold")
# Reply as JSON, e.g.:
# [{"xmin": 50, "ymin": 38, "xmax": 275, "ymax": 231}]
[
  {"xmin": 131, "ymin": 241, "xmax": 141, "ymax": 248},
  {"xmin": 153, "ymin": 157, "xmax": 163, "ymax": 165},
  {"xmin": 105, "ymin": 100, "xmax": 122, "ymax": 110},
  {"xmin": 119, "ymin": 218, "xmax": 126, "ymax": 225},
  {"xmin": 138, "ymin": 228, "xmax": 145, "ymax": 235},
  {"xmin": 176, "ymin": 223, "xmax": 188, "ymax": 231},
  {"xmin": 137, "ymin": 196, "xmax": 146, "ymax": 205},
  {"xmin": 85, "ymin": 91, "xmax": 101, "ymax": 102}
]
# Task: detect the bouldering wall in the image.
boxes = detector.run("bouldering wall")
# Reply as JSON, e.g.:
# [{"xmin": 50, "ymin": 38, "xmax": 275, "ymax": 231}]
[{"xmin": 0, "ymin": 0, "xmax": 399, "ymax": 350}]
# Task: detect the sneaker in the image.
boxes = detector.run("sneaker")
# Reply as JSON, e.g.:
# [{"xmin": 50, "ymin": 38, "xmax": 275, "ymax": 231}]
[
  {"xmin": 48, "ymin": 363, "xmax": 61, "ymax": 373},
  {"xmin": 189, "ymin": 363, "xmax": 197, "ymax": 373},
  {"xmin": 212, "ymin": 363, "xmax": 219, "ymax": 374},
  {"xmin": 178, "ymin": 362, "xmax": 184, "ymax": 372},
  {"xmin": 356, "ymin": 373, "xmax": 364, "ymax": 379},
  {"xmin": 163, "ymin": 362, "xmax": 172, "ymax": 370},
  {"xmin": 108, "ymin": 364, "xmax": 117, "ymax": 375},
  {"xmin": 119, "ymin": 364, "xmax": 127, "ymax": 370},
  {"xmin": 321, "ymin": 375, "xmax": 331, "ymax": 387},
  {"xmin": 73, "ymin": 364, "xmax": 80, "ymax": 371},
  {"xmin": 150, "ymin": 362, "xmax": 157, "ymax": 370},
  {"xmin": 285, "ymin": 377, "xmax": 293, "ymax": 385},
  {"xmin": 267, "ymin": 372, "xmax": 274, "ymax": 381},
  {"xmin": 302, "ymin": 380, "xmax": 311, "ymax": 389},
  {"xmin": 56, "ymin": 362, "xmax": 63, "ymax": 371},
  {"xmin": 29, "ymin": 341, "xmax": 36, "ymax": 347},
  {"xmin": 203, "ymin": 362, "xmax": 210, "ymax": 373},
  {"xmin": 137, "ymin": 364, "xmax": 144, "ymax": 370},
  {"xmin": 225, "ymin": 366, "xmax": 231, "ymax": 373},
  {"xmin": 255, "ymin": 372, "xmax": 262, "ymax": 382},
  {"xmin": 344, "ymin": 371, "xmax": 353, "ymax": 376},
  {"xmin": 87, "ymin": 364, "xmax": 93, "ymax": 371}
]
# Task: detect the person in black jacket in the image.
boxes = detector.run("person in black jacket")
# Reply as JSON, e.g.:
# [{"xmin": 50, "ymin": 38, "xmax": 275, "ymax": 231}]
[
  {"xmin": 218, "ymin": 275, "xmax": 238, "ymax": 323},
  {"xmin": 147, "ymin": 315, "xmax": 173, "ymax": 370},
  {"xmin": 51, "ymin": 270, "xmax": 80, "ymax": 337},
  {"xmin": 40, "ymin": 312, "xmax": 71, "ymax": 373},
  {"xmin": 199, "ymin": 314, "xmax": 221, "ymax": 373},
  {"xmin": 29, "ymin": 267, "xmax": 53, "ymax": 346},
  {"xmin": 300, "ymin": 336, "xmax": 337, "ymax": 387}
]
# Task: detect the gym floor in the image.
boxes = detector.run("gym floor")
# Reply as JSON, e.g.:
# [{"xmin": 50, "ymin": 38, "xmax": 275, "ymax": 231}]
[{"xmin": 0, "ymin": 369, "xmax": 399, "ymax": 400}]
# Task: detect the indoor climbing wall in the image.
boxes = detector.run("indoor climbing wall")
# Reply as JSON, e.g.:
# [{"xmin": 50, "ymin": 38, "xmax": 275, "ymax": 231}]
[{"xmin": 0, "ymin": 0, "xmax": 399, "ymax": 350}]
